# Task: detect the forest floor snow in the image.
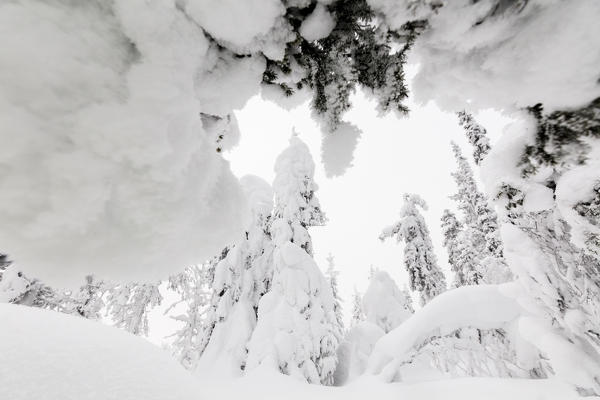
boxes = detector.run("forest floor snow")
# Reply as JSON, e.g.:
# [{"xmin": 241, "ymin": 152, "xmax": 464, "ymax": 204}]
[{"xmin": 0, "ymin": 303, "xmax": 587, "ymax": 400}]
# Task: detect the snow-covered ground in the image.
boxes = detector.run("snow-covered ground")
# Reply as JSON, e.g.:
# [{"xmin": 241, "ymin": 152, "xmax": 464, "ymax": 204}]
[{"xmin": 0, "ymin": 303, "xmax": 584, "ymax": 400}]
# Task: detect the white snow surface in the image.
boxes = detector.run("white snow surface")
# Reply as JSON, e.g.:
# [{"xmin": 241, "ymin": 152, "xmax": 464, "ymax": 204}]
[
  {"xmin": 0, "ymin": 303, "xmax": 203, "ymax": 400},
  {"xmin": 0, "ymin": 303, "xmax": 586, "ymax": 400}
]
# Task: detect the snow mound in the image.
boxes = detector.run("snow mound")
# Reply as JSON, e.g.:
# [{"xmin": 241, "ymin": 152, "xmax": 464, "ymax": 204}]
[{"xmin": 0, "ymin": 303, "xmax": 202, "ymax": 400}]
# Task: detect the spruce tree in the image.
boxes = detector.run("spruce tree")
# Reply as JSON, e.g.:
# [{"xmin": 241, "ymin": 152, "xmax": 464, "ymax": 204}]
[
  {"xmin": 380, "ymin": 194, "xmax": 446, "ymax": 305},
  {"xmin": 325, "ymin": 254, "xmax": 345, "ymax": 340},
  {"xmin": 456, "ymin": 111, "xmax": 491, "ymax": 165},
  {"xmin": 196, "ymin": 177, "xmax": 275, "ymax": 373},
  {"xmin": 449, "ymin": 142, "xmax": 511, "ymax": 284},
  {"xmin": 350, "ymin": 287, "xmax": 365, "ymax": 327},
  {"xmin": 246, "ymin": 135, "xmax": 339, "ymax": 385}
]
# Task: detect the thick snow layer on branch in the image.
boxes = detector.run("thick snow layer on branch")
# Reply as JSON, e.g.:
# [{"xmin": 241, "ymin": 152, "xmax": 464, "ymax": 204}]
[
  {"xmin": 366, "ymin": 284, "xmax": 523, "ymax": 380},
  {"xmin": 371, "ymin": 0, "xmax": 600, "ymax": 112},
  {"xmin": 0, "ymin": 304, "xmax": 202, "ymax": 400},
  {"xmin": 0, "ymin": 1, "xmax": 248, "ymax": 286}
]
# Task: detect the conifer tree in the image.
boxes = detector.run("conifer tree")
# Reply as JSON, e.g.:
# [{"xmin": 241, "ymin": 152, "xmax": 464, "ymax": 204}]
[
  {"xmin": 457, "ymin": 111, "xmax": 491, "ymax": 165},
  {"xmin": 449, "ymin": 142, "xmax": 511, "ymax": 283},
  {"xmin": 325, "ymin": 254, "xmax": 345, "ymax": 339},
  {"xmin": 350, "ymin": 287, "xmax": 365, "ymax": 328},
  {"xmin": 196, "ymin": 176, "xmax": 275, "ymax": 373},
  {"xmin": 380, "ymin": 194, "xmax": 446, "ymax": 305},
  {"xmin": 246, "ymin": 136, "xmax": 339, "ymax": 385}
]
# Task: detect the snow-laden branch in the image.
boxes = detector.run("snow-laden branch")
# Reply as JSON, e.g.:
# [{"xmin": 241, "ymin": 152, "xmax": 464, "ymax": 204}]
[{"xmin": 366, "ymin": 283, "xmax": 600, "ymax": 392}]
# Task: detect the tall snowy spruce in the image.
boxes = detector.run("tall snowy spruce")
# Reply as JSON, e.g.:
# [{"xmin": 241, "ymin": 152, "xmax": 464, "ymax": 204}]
[
  {"xmin": 456, "ymin": 111, "xmax": 491, "ymax": 165},
  {"xmin": 449, "ymin": 142, "xmax": 511, "ymax": 284},
  {"xmin": 246, "ymin": 135, "xmax": 340, "ymax": 385},
  {"xmin": 380, "ymin": 194, "xmax": 446, "ymax": 306},
  {"xmin": 325, "ymin": 254, "xmax": 345, "ymax": 339},
  {"xmin": 196, "ymin": 176, "xmax": 275, "ymax": 375}
]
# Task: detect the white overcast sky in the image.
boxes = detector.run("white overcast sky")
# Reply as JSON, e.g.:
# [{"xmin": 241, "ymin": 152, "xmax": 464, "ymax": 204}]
[{"xmin": 227, "ymin": 68, "xmax": 512, "ymax": 314}]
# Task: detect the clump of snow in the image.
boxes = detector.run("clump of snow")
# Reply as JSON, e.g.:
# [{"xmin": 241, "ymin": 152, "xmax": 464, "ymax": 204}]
[
  {"xmin": 366, "ymin": 284, "xmax": 523, "ymax": 380},
  {"xmin": 0, "ymin": 1, "xmax": 249, "ymax": 287},
  {"xmin": 196, "ymin": 52, "xmax": 266, "ymax": 117},
  {"xmin": 185, "ymin": 0, "xmax": 285, "ymax": 50},
  {"xmin": 373, "ymin": 0, "xmax": 600, "ymax": 112},
  {"xmin": 300, "ymin": 4, "xmax": 336, "ymax": 42},
  {"xmin": 321, "ymin": 122, "xmax": 362, "ymax": 178},
  {"xmin": 0, "ymin": 303, "xmax": 203, "ymax": 400}
]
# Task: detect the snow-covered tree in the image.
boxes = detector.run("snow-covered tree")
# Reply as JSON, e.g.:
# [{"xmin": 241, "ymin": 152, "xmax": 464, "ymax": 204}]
[
  {"xmin": 246, "ymin": 136, "xmax": 339, "ymax": 385},
  {"xmin": 166, "ymin": 263, "xmax": 214, "ymax": 370},
  {"xmin": 106, "ymin": 283, "xmax": 162, "ymax": 336},
  {"xmin": 325, "ymin": 254, "xmax": 345, "ymax": 339},
  {"xmin": 457, "ymin": 111, "xmax": 491, "ymax": 165},
  {"xmin": 362, "ymin": 269, "xmax": 413, "ymax": 333},
  {"xmin": 350, "ymin": 287, "xmax": 365, "ymax": 328},
  {"xmin": 450, "ymin": 142, "xmax": 511, "ymax": 284},
  {"xmin": 380, "ymin": 194, "xmax": 446, "ymax": 305},
  {"xmin": 196, "ymin": 176, "xmax": 275, "ymax": 375},
  {"xmin": 65, "ymin": 275, "xmax": 105, "ymax": 320}
]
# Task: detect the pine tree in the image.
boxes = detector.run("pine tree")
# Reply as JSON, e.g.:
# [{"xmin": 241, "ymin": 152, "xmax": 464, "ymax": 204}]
[
  {"xmin": 325, "ymin": 254, "xmax": 345, "ymax": 339},
  {"xmin": 380, "ymin": 193, "xmax": 446, "ymax": 305},
  {"xmin": 457, "ymin": 111, "xmax": 491, "ymax": 165},
  {"xmin": 246, "ymin": 135, "xmax": 339, "ymax": 385},
  {"xmin": 441, "ymin": 209, "xmax": 485, "ymax": 286},
  {"xmin": 449, "ymin": 142, "xmax": 511, "ymax": 283},
  {"xmin": 350, "ymin": 287, "xmax": 365, "ymax": 327}
]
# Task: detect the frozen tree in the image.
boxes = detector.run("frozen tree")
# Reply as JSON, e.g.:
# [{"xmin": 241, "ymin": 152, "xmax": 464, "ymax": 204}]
[
  {"xmin": 350, "ymin": 287, "xmax": 365, "ymax": 328},
  {"xmin": 196, "ymin": 176, "xmax": 275, "ymax": 375},
  {"xmin": 106, "ymin": 283, "xmax": 162, "ymax": 336},
  {"xmin": 325, "ymin": 254, "xmax": 345, "ymax": 340},
  {"xmin": 457, "ymin": 111, "xmax": 491, "ymax": 165},
  {"xmin": 450, "ymin": 142, "xmax": 511, "ymax": 284},
  {"xmin": 246, "ymin": 136, "xmax": 339, "ymax": 385},
  {"xmin": 380, "ymin": 194, "xmax": 446, "ymax": 305},
  {"xmin": 166, "ymin": 264, "xmax": 214, "ymax": 370},
  {"xmin": 272, "ymin": 134, "xmax": 326, "ymax": 255},
  {"xmin": 65, "ymin": 275, "xmax": 105, "ymax": 320},
  {"xmin": 362, "ymin": 269, "xmax": 413, "ymax": 333}
]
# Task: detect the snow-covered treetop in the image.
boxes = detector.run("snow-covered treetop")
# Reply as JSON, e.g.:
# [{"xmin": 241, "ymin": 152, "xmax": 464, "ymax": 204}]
[{"xmin": 362, "ymin": 269, "xmax": 413, "ymax": 333}]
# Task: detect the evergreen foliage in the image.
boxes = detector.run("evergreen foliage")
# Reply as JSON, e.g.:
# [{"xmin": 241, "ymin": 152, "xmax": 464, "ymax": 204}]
[{"xmin": 380, "ymin": 193, "xmax": 446, "ymax": 305}]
